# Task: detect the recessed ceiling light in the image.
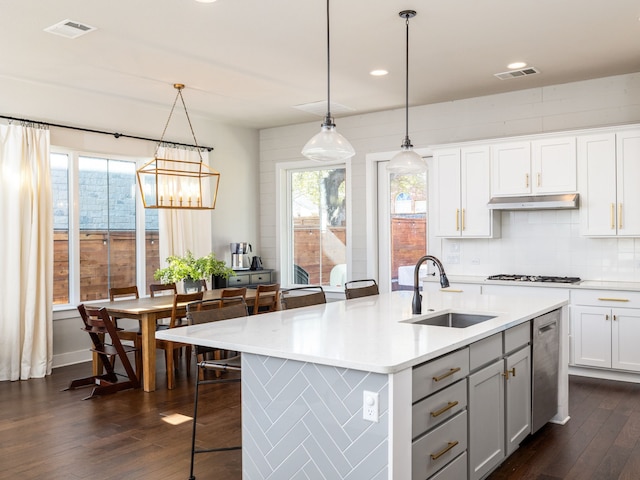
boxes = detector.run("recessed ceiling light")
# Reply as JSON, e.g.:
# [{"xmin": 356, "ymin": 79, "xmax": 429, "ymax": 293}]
[
  {"xmin": 370, "ymin": 69, "xmax": 389, "ymax": 77},
  {"xmin": 507, "ymin": 62, "xmax": 527, "ymax": 70}
]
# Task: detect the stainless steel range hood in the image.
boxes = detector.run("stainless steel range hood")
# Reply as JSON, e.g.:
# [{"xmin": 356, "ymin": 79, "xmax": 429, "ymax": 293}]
[{"xmin": 487, "ymin": 193, "xmax": 579, "ymax": 210}]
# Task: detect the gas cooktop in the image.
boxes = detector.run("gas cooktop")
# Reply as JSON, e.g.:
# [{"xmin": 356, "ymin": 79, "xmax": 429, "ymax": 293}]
[{"xmin": 487, "ymin": 274, "xmax": 581, "ymax": 284}]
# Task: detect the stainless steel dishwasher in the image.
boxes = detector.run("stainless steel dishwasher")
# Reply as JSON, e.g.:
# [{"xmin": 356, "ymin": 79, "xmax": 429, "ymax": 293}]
[{"xmin": 531, "ymin": 308, "xmax": 560, "ymax": 433}]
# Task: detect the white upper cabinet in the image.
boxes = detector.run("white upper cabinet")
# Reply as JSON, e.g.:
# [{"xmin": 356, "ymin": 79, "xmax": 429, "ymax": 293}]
[
  {"xmin": 491, "ymin": 137, "xmax": 577, "ymax": 196},
  {"xmin": 531, "ymin": 137, "xmax": 577, "ymax": 194},
  {"xmin": 578, "ymin": 129, "xmax": 640, "ymax": 236},
  {"xmin": 490, "ymin": 142, "xmax": 531, "ymax": 196},
  {"xmin": 433, "ymin": 146, "xmax": 498, "ymax": 238}
]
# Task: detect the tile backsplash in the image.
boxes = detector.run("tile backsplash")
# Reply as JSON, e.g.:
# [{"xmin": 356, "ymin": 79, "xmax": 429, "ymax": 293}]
[{"xmin": 438, "ymin": 209, "xmax": 640, "ymax": 282}]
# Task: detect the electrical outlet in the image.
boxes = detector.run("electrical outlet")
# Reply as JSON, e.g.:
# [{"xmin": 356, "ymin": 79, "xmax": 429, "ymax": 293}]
[{"xmin": 363, "ymin": 390, "xmax": 379, "ymax": 423}]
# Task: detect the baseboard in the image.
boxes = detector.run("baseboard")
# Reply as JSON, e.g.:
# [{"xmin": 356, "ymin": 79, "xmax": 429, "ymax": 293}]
[
  {"xmin": 53, "ymin": 350, "xmax": 92, "ymax": 369},
  {"xmin": 569, "ymin": 366, "xmax": 640, "ymax": 384}
]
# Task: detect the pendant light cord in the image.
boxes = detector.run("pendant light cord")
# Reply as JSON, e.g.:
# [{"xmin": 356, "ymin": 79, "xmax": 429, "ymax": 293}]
[
  {"xmin": 324, "ymin": 0, "xmax": 334, "ymax": 127},
  {"xmin": 402, "ymin": 13, "xmax": 411, "ymax": 148}
]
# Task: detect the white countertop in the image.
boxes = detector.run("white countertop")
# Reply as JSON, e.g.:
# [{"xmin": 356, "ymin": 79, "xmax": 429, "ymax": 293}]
[
  {"xmin": 156, "ymin": 291, "xmax": 567, "ymax": 374},
  {"xmin": 424, "ymin": 275, "xmax": 640, "ymax": 292}
]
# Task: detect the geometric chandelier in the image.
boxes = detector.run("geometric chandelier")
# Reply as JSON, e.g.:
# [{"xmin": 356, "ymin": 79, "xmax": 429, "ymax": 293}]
[{"xmin": 137, "ymin": 83, "xmax": 220, "ymax": 209}]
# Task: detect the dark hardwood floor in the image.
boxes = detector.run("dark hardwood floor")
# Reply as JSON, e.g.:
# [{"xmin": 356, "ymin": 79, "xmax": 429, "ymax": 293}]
[
  {"xmin": 0, "ymin": 359, "xmax": 241, "ymax": 480},
  {"xmin": 2, "ymin": 362, "xmax": 640, "ymax": 480}
]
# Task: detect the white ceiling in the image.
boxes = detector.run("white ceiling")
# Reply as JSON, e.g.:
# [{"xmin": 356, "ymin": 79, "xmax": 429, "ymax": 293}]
[{"xmin": 3, "ymin": 0, "xmax": 640, "ymax": 130}]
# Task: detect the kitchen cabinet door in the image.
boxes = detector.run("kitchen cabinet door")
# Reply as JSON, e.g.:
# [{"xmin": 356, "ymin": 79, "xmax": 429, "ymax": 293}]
[
  {"xmin": 490, "ymin": 141, "xmax": 531, "ymax": 196},
  {"xmin": 468, "ymin": 359, "xmax": 505, "ymax": 480},
  {"xmin": 611, "ymin": 307, "xmax": 640, "ymax": 372},
  {"xmin": 571, "ymin": 305, "xmax": 611, "ymax": 368},
  {"xmin": 433, "ymin": 146, "xmax": 496, "ymax": 238},
  {"xmin": 615, "ymin": 130, "xmax": 640, "ymax": 236},
  {"xmin": 505, "ymin": 346, "xmax": 531, "ymax": 456},
  {"xmin": 531, "ymin": 137, "xmax": 577, "ymax": 194},
  {"xmin": 461, "ymin": 145, "xmax": 494, "ymax": 237},
  {"xmin": 433, "ymin": 149, "xmax": 462, "ymax": 237}
]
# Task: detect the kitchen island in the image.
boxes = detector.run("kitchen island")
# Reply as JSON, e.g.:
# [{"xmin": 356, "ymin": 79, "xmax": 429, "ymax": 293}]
[{"xmin": 157, "ymin": 290, "xmax": 569, "ymax": 479}]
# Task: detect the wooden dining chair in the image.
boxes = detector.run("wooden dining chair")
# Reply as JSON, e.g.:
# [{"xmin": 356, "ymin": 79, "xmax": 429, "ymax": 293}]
[
  {"xmin": 252, "ymin": 283, "xmax": 280, "ymax": 314},
  {"xmin": 280, "ymin": 286, "xmax": 326, "ymax": 310},
  {"xmin": 185, "ymin": 298, "xmax": 247, "ymax": 480},
  {"xmin": 155, "ymin": 291, "xmax": 203, "ymax": 389},
  {"xmin": 109, "ymin": 285, "xmax": 143, "ymax": 379},
  {"xmin": 220, "ymin": 287, "xmax": 247, "ymax": 306},
  {"xmin": 64, "ymin": 304, "xmax": 140, "ymax": 400},
  {"xmin": 149, "ymin": 283, "xmax": 178, "ymax": 329},
  {"xmin": 149, "ymin": 282, "xmax": 178, "ymax": 297},
  {"xmin": 344, "ymin": 279, "xmax": 379, "ymax": 299}
]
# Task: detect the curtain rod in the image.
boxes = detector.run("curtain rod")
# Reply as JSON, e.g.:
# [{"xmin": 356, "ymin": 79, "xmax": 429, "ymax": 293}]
[{"xmin": 0, "ymin": 114, "xmax": 214, "ymax": 152}]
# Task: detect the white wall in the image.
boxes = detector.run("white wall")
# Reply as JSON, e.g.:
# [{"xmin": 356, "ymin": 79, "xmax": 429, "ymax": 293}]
[{"xmin": 260, "ymin": 72, "xmax": 640, "ymax": 283}]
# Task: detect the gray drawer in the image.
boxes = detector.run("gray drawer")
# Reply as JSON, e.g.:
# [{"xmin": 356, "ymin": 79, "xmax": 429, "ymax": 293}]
[
  {"xmin": 504, "ymin": 321, "xmax": 530, "ymax": 354},
  {"xmin": 250, "ymin": 272, "xmax": 271, "ymax": 284},
  {"xmin": 413, "ymin": 380, "xmax": 467, "ymax": 439},
  {"xmin": 470, "ymin": 333, "xmax": 501, "ymax": 371},
  {"xmin": 412, "ymin": 410, "xmax": 467, "ymax": 480},
  {"xmin": 228, "ymin": 274, "xmax": 250, "ymax": 286},
  {"xmin": 429, "ymin": 451, "xmax": 467, "ymax": 480},
  {"xmin": 413, "ymin": 348, "xmax": 469, "ymax": 402}
]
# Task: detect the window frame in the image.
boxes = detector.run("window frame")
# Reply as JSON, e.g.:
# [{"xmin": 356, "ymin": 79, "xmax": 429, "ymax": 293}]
[
  {"xmin": 276, "ymin": 158, "xmax": 352, "ymax": 292},
  {"xmin": 52, "ymin": 146, "xmax": 153, "ymax": 311}
]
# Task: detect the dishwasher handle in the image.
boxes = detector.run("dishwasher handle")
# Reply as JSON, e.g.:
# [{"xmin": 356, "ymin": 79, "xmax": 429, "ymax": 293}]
[{"xmin": 537, "ymin": 320, "xmax": 557, "ymax": 335}]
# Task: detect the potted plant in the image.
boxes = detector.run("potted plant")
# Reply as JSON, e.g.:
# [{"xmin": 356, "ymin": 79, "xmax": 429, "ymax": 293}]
[{"xmin": 154, "ymin": 250, "xmax": 235, "ymax": 292}]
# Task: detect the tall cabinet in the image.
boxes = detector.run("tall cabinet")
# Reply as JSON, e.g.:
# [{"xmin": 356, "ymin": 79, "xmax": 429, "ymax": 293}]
[
  {"xmin": 578, "ymin": 129, "xmax": 640, "ymax": 236},
  {"xmin": 432, "ymin": 146, "xmax": 499, "ymax": 238}
]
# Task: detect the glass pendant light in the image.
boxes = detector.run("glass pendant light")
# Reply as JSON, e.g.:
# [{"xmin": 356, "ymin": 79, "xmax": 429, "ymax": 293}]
[
  {"xmin": 301, "ymin": 0, "xmax": 355, "ymax": 162},
  {"xmin": 387, "ymin": 10, "xmax": 426, "ymax": 174}
]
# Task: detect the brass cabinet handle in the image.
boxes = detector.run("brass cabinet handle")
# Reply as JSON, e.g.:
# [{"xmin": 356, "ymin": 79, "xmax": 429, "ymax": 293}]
[
  {"xmin": 537, "ymin": 172, "xmax": 541, "ymax": 187},
  {"xmin": 610, "ymin": 203, "xmax": 615, "ymax": 229},
  {"xmin": 619, "ymin": 204, "xmax": 623, "ymax": 229},
  {"xmin": 433, "ymin": 367, "xmax": 461, "ymax": 382},
  {"xmin": 461, "ymin": 209, "xmax": 465, "ymax": 231},
  {"xmin": 441, "ymin": 289, "xmax": 463, "ymax": 293},
  {"xmin": 605, "ymin": 314, "xmax": 610, "ymax": 321},
  {"xmin": 430, "ymin": 401, "xmax": 459, "ymax": 418},
  {"xmin": 598, "ymin": 297, "xmax": 629, "ymax": 302},
  {"xmin": 525, "ymin": 173, "xmax": 529, "ymax": 189},
  {"xmin": 455, "ymin": 209, "xmax": 460, "ymax": 231},
  {"xmin": 430, "ymin": 441, "xmax": 459, "ymax": 460},
  {"xmin": 502, "ymin": 367, "xmax": 516, "ymax": 379},
  {"xmin": 613, "ymin": 315, "xmax": 617, "ymax": 321}
]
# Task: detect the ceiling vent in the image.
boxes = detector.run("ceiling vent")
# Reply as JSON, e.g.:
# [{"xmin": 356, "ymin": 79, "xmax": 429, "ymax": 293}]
[
  {"xmin": 494, "ymin": 67, "xmax": 540, "ymax": 80},
  {"xmin": 293, "ymin": 100, "xmax": 354, "ymax": 117},
  {"xmin": 44, "ymin": 19, "xmax": 97, "ymax": 39}
]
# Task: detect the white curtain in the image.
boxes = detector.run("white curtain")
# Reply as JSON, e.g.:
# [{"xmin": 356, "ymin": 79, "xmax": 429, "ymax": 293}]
[
  {"xmin": 0, "ymin": 123, "xmax": 53, "ymax": 381},
  {"xmin": 157, "ymin": 147, "xmax": 213, "ymax": 284}
]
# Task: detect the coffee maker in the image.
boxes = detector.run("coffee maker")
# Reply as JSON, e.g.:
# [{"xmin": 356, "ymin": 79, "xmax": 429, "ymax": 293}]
[{"xmin": 230, "ymin": 242, "xmax": 252, "ymax": 269}]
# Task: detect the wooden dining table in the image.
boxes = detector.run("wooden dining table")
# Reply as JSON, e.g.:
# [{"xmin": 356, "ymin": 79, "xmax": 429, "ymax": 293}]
[{"xmin": 90, "ymin": 288, "xmax": 256, "ymax": 392}]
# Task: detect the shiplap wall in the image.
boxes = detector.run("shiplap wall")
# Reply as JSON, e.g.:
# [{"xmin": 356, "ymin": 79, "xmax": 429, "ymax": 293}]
[{"xmin": 260, "ymin": 73, "xmax": 640, "ymax": 282}]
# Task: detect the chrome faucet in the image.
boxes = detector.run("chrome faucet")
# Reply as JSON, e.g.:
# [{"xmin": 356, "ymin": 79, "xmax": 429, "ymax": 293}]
[{"xmin": 412, "ymin": 255, "xmax": 450, "ymax": 315}]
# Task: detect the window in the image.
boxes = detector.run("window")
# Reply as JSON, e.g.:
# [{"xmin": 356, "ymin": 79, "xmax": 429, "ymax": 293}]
[
  {"xmin": 283, "ymin": 165, "xmax": 348, "ymax": 288},
  {"xmin": 52, "ymin": 149, "xmax": 159, "ymax": 305}
]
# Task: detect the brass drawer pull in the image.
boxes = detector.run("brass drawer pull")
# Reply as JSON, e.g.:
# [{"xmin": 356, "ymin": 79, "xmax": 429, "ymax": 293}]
[
  {"xmin": 433, "ymin": 367, "xmax": 461, "ymax": 382},
  {"xmin": 502, "ymin": 367, "xmax": 516, "ymax": 379},
  {"xmin": 430, "ymin": 441, "xmax": 459, "ymax": 460},
  {"xmin": 441, "ymin": 289, "xmax": 463, "ymax": 293},
  {"xmin": 430, "ymin": 401, "xmax": 459, "ymax": 418},
  {"xmin": 597, "ymin": 297, "xmax": 629, "ymax": 302}
]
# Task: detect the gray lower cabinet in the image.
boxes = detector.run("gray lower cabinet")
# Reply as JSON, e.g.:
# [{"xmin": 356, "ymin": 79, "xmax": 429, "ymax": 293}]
[
  {"xmin": 468, "ymin": 324, "xmax": 532, "ymax": 480},
  {"xmin": 412, "ymin": 323, "xmax": 532, "ymax": 480}
]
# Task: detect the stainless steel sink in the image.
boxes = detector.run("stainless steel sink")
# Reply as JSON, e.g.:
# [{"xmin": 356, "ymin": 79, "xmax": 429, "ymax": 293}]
[{"xmin": 409, "ymin": 312, "xmax": 497, "ymax": 328}]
